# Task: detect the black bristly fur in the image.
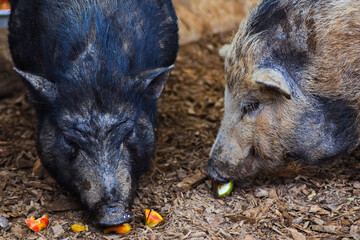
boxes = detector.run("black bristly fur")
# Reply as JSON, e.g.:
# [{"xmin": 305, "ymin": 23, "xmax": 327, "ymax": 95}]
[
  {"xmin": 9, "ymin": 0, "xmax": 178, "ymax": 110},
  {"xmin": 8, "ymin": 0, "xmax": 178, "ymax": 226}
]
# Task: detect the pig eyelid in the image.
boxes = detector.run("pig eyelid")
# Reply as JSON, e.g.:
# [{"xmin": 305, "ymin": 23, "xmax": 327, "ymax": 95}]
[
  {"xmin": 112, "ymin": 118, "xmax": 130, "ymax": 129},
  {"xmin": 63, "ymin": 137, "xmax": 80, "ymax": 161},
  {"xmin": 241, "ymin": 101, "xmax": 260, "ymax": 116},
  {"xmin": 63, "ymin": 136, "xmax": 80, "ymax": 150}
]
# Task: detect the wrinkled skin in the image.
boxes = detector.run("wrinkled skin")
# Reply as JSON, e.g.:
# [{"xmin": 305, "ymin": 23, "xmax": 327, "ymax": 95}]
[
  {"xmin": 36, "ymin": 92, "xmax": 157, "ymax": 226},
  {"xmin": 207, "ymin": 0, "xmax": 360, "ymax": 182},
  {"xmin": 8, "ymin": 0, "xmax": 178, "ymax": 227}
]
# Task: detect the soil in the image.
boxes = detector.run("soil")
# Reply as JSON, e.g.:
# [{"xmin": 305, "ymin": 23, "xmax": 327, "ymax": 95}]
[{"xmin": 1, "ymin": 32, "xmax": 360, "ymax": 240}]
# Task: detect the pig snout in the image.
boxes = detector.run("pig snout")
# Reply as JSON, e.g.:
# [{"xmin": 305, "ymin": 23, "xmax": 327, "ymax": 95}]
[
  {"xmin": 207, "ymin": 134, "xmax": 232, "ymax": 182},
  {"xmin": 90, "ymin": 180, "xmax": 135, "ymax": 227},
  {"xmin": 70, "ymin": 154, "xmax": 137, "ymax": 227},
  {"xmin": 207, "ymin": 127, "xmax": 260, "ymax": 181},
  {"xmin": 96, "ymin": 204, "xmax": 133, "ymax": 227},
  {"xmin": 205, "ymin": 161, "xmax": 230, "ymax": 183},
  {"xmin": 93, "ymin": 168, "xmax": 135, "ymax": 227}
]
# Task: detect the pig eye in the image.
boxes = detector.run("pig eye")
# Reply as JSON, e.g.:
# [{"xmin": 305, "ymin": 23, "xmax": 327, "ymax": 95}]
[
  {"xmin": 242, "ymin": 102, "xmax": 260, "ymax": 116},
  {"xmin": 69, "ymin": 145, "xmax": 80, "ymax": 160},
  {"xmin": 64, "ymin": 137, "xmax": 80, "ymax": 160}
]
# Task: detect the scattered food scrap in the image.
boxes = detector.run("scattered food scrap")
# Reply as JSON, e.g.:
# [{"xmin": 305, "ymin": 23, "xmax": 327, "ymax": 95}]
[
  {"xmin": 307, "ymin": 190, "xmax": 316, "ymax": 201},
  {"xmin": 213, "ymin": 181, "xmax": 234, "ymax": 198},
  {"xmin": 144, "ymin": 209, "xmax": 163, "ymax": 228},
  {"xmin": 71, "ymin": 223, "xmax": 88, "ymax": 232},
  {"xmin": 25, "ymin": 215, "xmax": 49, "ymax": 232},
  {"xmin": 103, "ymin": 223, "xmax": 131, "ymax": 234},
  {"xmin": 0, "ymin": 0, "xmax": 10, "ymax": 10}
]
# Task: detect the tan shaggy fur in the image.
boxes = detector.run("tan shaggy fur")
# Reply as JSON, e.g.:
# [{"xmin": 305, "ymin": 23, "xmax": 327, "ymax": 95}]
[{"xmin": 207, "ymin": 0, "xmax": 360, "ymax": 181}]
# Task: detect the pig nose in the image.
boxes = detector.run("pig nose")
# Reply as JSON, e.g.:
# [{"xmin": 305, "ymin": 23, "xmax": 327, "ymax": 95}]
[
  {"xmin": 97, "ymin": 204, "xmax": 134, "ymax": 227},
  {"xmin": 205, "ymin": 161, "xmax": 230, "ymax": 183}
]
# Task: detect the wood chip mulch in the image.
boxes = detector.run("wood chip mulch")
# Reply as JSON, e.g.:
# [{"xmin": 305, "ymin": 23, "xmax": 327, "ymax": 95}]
[{"xmin": 0, "ymin": 32, "xmax": 359, "ymax": 239}]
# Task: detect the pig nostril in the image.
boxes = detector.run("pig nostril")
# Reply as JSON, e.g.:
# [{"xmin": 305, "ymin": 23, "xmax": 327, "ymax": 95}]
[{"xmin": 248, "ymin": 146, "xmax": 257, "ymax": 158}]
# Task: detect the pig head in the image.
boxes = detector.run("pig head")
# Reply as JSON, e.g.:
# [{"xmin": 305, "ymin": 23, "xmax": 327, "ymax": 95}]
[
  {"xmin": 16, "ymin": 64, "xmax": 173, "ymax": 226},
  {"xmin": 207, "ymin": 0, "xmax": 360, "ymax": 182}
]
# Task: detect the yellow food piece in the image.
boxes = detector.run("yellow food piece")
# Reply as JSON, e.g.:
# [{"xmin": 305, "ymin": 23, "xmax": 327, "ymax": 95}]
[{"xmin": 71, "ymin": 223, "xmax": 88, "ymax": 232}]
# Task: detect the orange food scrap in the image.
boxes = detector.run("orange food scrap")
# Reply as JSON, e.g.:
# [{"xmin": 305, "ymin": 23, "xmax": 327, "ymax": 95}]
[
  {"xmin": 103, "ymin": 223, "xmax": 131, "ymax": 234},
  {"xmin": 71, "ymin": 223, "xmax": 88, "ymax": 232},
  {"xmin": 144, "ymin": 209, "xmax": 163, "ymax": 228},
  {"xmin": 25, "ymin": 215, "xmax": 49, "ymax": 232},
  {"xmin": 0, "ymin": 0, "xmax": 10, "ymax": 10}
]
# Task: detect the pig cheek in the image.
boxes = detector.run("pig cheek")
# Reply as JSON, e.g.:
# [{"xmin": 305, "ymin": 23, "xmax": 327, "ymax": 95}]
[
  {"xmin": 232, "ymin": 122, "xmax": 261, "ymax": 177},
  {"xmin": 74, "ymin": 170, "xmax": 102, "ymax": 210},
  {"xmin": 71, "ymin": 154, "xmax": 103, "ymax": 210},
  {"xmin": 37, "ymin": 122, "xmax": 57, "ymax": 167},
  {"xmin": 254, "ymin": 110, "xmax": 285, "ymax": 166}
]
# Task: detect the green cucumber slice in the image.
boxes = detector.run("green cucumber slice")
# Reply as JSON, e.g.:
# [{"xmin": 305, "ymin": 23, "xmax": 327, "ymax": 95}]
[{"xmin": 214, "ymin": 181, "xmax": 234, "ymax": 198}]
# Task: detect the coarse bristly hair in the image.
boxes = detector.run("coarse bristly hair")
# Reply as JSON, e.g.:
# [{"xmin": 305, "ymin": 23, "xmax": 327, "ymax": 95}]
[
  {"xmin": 9, "ymin": 0, "xmax": 179, "ymax": 112},
  {"xmin": 207, "ymin": 0, "xmax": 360, "ymax": 182},
  {"xmin": 8, "ymin": 0, "xmax": 179, "ymax": 226},
  {"xmin": 226, "ymin": 0, "xmax": 360, "ymax": 102}
]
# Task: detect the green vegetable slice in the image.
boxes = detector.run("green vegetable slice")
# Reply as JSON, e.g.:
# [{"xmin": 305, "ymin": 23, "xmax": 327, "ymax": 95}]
[{"xmin": 214, "ymin": 181, "xmax": 234, "ymax": 198}]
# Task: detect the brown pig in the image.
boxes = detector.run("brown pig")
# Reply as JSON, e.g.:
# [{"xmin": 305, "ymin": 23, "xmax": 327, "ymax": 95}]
[{"xmin": 207, "ymin": 0, "xmax": 360, "ymax": 182}]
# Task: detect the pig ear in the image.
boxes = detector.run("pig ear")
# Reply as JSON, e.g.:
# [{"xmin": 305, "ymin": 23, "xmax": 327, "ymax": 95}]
[
  {"xmin": 252, "ymin": 69, "xmax": 292, "ymax": 99},
  {"xmin": 138, "ymin": 65, "xmax": 174, "ymax": 99},
  {"xmin": 14, "ymin": 68, "xmax": 57, "ymax": 102}
]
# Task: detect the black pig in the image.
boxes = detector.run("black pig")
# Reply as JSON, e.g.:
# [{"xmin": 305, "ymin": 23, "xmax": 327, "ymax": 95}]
[
  {"xmin": 207, "ymin": 0, "xmax": 360, "ymax": 182},
  {"xmin": 8, "ymin": 0, "xmax": 178, "ymax": 227}
]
